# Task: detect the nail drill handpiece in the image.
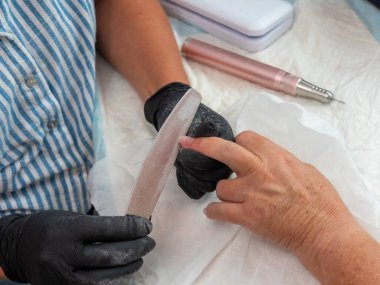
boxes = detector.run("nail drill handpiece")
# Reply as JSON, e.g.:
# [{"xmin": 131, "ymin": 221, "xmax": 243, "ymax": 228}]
[{"xmin": 182, "ymin": 38, "xmax": 344, "ymax": 104}]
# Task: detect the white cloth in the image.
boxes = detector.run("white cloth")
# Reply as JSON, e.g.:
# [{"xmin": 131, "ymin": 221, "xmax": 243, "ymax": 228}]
[{"xmin": 91, "ymin": 0, "xmax": 380, "ymax": 284}]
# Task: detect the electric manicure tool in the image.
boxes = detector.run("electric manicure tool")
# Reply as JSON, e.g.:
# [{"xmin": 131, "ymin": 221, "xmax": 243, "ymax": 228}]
[
  {"xmin": 124, "ymin": 88, "xmax": 202, "ymax": 219},
  {"xmin": 182, "ymin": 38, "xmax": 345, "ymax": 104}
]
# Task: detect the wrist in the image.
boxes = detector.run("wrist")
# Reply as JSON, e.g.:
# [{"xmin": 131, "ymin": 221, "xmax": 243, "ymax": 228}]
[
  {"xmin": 296, "ymin": 213, "xmax": 377, "ymax": 284},
  {"xmin": 144, "ymin": 82, "xmax": 191, "ymax": 129}
]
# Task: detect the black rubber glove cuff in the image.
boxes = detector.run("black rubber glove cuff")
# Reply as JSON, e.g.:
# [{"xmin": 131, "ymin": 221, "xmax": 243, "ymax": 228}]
[{"xmin": 144, "ymin": 82, "xmax": 191, "ymax": 131}]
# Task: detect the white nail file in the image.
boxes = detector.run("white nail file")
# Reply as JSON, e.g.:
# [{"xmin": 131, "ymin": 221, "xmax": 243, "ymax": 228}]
[{"xmin": 124, "ymin": 89, "xmax": 202, "ymax": 218}]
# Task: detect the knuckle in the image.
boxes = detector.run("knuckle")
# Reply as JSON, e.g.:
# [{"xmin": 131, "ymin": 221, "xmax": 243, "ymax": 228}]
[
  {"xmin": 239, "ymin": 157, "xmax": 261, "ymax": 177},
  {"xmin": 215, "ymin": 180, "xmax": 227, "ymax": 196},
  {"xmin": 244, "ymin": 160, "xmax": 258, "ymax": 174},
  {"xmin": 277, "ymin": 152, "xmax": 294, "ymax": 166},
  {"xmin": 235, "ymin": 130, "xmax": 253, "ymax": 144}
]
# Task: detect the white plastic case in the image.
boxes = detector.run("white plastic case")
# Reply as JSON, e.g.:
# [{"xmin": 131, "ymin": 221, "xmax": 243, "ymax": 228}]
[{"xmin": 161, "ymin": 0, "xmax": 294, "ymax": 52}]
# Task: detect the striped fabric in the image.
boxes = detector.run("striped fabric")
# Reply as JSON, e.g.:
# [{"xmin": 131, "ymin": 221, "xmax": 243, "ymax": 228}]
[{"xmin": 0, "ymin": 0, "xmax": 96, "ymax": 217}]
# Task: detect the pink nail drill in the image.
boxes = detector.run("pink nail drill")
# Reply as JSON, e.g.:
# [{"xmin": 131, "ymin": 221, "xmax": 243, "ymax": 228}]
[{"xmin": 182, "ymin": 38, "xmax": 345, "ymax": 104}]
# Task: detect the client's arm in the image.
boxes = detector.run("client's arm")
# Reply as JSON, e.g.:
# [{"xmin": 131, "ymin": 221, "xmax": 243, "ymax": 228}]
[{"xmin": 95, "ymin": 0, "xmax": 189, "ymax": 100}]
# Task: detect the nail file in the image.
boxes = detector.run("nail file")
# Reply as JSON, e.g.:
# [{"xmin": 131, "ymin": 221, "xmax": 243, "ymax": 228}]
[{"xmin": 124, "ymin": 89, "xmax": 202, "ymax": 218}]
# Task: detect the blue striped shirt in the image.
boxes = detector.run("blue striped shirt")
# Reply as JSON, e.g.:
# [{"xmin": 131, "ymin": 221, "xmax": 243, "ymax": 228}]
[{"xmin": 0, "ymin": 0, "xmax": 96, "ymax": 217}]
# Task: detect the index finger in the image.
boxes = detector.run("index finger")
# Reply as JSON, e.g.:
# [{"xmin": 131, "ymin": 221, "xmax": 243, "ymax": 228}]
[
  {"xmin": 236, "ymin": 130, "xmax": 295, "ymax": 160},
  {"xmin": 179, "ymin": 136, "xmax": 262, "ymax": 175},
  {"xmin": 75, "ymin": 215, "xmax": 153, "ymax": 242}
]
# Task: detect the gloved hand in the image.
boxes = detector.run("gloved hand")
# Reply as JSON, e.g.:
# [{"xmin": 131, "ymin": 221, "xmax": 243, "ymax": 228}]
[
  {"xmin": 0, "ymin": 210, "xmax": 155, "ymax": 285},
  {"xmin": 144, "ymin": 82, "xmax": 234, "ymax": 199}
]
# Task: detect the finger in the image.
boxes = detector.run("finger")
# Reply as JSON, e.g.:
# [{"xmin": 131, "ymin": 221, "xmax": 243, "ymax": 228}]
[
  {"xmin": 75, "ymin": 259, "xmax": 143, "ymax": 283},
  {"xmin": 204, "ymin": 202, "xmax": 244, "ymax": 225},
  {"xmin": 75, "ymin": 237, "xmax": 155, "ymax": 268},
  {"xmin": 176, "ymin": 167, "xmax": 215, "ymax": 199},
  {"xmin": 179, "ymin": 136, "xmax": 261, "ymax": 175},
  {"xmin": 75, "ymin": 215, "xmax": 152, "ymax": 242},
  {"xmin": 216, "ymin": 179, "xmax": 246, "ymax": 203},
  {"xmin": 235, "ymin": 130, "xmax": 293, "ymax": 159}
]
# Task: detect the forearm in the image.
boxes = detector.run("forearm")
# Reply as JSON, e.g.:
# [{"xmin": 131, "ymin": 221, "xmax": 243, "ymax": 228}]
[
  {"xmin": 298, "ymin": 219, "xmax": 380, "ymax": 285},
  {"xmin": 95, "ymin": 0, "xmax": 189, "ymax": 101}
]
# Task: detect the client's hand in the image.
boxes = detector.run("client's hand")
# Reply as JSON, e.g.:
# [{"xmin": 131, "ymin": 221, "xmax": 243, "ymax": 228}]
[
  {"xmin": 144, "ymin": 82, "xmax": 234, "ymax": 199},
  {"xmin": 179, "ymin": 131, "xmax": 380, "ymax": 285}
]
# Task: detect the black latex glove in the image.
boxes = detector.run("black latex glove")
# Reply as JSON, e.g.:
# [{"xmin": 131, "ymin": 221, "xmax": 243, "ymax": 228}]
[
  {"xmin": 144, "ymin": 82, "xmax": 234, "ymax": 199},
  {"xmin": 0, "ymin": 210, "xmax": 155, "ymax": 285}
]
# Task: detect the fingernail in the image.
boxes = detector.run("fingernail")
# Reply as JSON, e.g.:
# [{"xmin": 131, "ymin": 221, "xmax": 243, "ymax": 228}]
[
  {"xmin": 203, "ymin": 207, "xmax": 208, "ymax": 216},
  {"xmin": 178, "ymin": 136, "xmax": 194, "ymax": 147}
]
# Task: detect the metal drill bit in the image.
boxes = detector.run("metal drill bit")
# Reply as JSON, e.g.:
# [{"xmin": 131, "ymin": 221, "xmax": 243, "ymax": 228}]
[
  {"xmin": 331, "ymin": 97, "xmax": 346, "ymax": 104},
  {"xmin": 296, "ymin": 79, "xmax": 345, "ymax": 104}
]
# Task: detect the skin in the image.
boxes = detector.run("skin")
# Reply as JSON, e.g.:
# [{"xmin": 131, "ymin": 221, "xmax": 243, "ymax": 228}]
[
  {"xmin": 179, "ymin": 131, "xmax": 380, "ymax": 285},
  {"xmin": 95, "ymin": 0, "xmax": 190, "ymax": 101}
]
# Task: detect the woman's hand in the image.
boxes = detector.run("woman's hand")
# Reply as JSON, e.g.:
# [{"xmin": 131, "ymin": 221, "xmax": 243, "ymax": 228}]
[
  {"xmin": 180, "ymin": 130, "xmax": 350, "ymax": 252},
  {"xmin": 179, "ymin": 131, "xmax": 380, "ymax": 285}
]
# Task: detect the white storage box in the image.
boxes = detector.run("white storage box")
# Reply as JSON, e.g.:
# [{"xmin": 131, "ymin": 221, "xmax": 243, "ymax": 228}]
[{"xmin": 161, "ymin": 0, "xmax": 294, "ymax": 52}]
